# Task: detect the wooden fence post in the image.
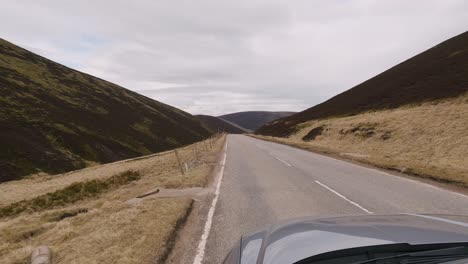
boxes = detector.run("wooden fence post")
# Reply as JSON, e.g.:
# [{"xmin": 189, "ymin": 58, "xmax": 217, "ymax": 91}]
[{"xmin": 174, "ymin": 150, "xmax": 184, "ymax": 175}]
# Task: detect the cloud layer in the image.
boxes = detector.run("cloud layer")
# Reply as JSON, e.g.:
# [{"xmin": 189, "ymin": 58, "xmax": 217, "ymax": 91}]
[{"xmin": 2, "ymin": 0, "xmax": 467, "ymax": 115}]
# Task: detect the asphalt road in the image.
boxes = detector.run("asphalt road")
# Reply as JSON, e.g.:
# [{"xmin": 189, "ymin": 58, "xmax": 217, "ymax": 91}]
[{"xmin": 190, "ymin": 134, "xmax": 468, "ymax": 264}]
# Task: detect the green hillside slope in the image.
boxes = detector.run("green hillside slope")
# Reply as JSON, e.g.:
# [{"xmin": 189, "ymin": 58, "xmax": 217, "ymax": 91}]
[
  {"xmin": 0, "ymin": 39, "xmax": 212, "ymax": 182},
  {"xmin": 257, "ymin": 31, "xmax": 468, "ymax": 136}
]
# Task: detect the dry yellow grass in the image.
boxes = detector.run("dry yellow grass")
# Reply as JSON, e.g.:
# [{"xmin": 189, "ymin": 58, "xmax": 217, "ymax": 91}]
[
  {"xmin": 0, "ymin": 135, "xmax": 225, "ymax": 263},
  {"xmin": 255, "ymin": 94, "xmax": 468, "ymax": 187},
  {"xmin": 0, "ymin": 137, "xmax": 223, "ymax": 207}
]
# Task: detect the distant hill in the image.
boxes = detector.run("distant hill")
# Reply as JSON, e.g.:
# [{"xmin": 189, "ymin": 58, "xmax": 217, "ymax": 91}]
[
  {"xmin": 257, "ymin": 31, "xmax": 468, "ymax": 137},
  {"xmin": 216, "ymin": 118, "xmax": 252, "ymax": 133},
  {"xmin": 195, "ymin": 115, "xmax": 246, "ymax": 134},
  {"xmin": 218, "ymin": 111, "xmax": 296, "ymax": 131},
  {"xmin": 0, "ymin": 38, "xmax": 213, "ymax": 182}
]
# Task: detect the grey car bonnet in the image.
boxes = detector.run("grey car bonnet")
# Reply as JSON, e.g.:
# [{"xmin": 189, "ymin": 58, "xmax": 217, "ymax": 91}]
[{"xmin": 225, "ymin": 214, "xmax": 468, "ymax": 264}]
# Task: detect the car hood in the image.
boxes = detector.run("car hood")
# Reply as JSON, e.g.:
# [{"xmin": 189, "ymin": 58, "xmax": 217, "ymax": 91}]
[{"xmin": 238, "ymin": 214, "xmax": 468, "ymax": 264}]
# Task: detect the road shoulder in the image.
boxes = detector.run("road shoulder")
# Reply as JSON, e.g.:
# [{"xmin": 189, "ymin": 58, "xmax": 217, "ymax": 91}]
[{"xmin": 166, "ymin": 136, "xmax": 228, "ymax": 264}]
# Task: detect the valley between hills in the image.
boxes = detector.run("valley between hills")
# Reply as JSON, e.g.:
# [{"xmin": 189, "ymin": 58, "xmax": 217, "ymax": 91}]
[{"xmin": 1, "ymin": 30, "xmax": 467, "ymax": 264}]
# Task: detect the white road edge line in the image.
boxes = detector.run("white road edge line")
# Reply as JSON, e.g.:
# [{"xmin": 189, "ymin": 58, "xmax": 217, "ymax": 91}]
[
  {"xmin": 193, "ymin": 140, "xmax": 228, "ymax": 264},
  {"xmin": 274, "ymin": 156, "xmax": 292, "ymax": 167},
  {"xmin": 317, "ymin": 153, "xmax": 468, "ymax": 199},
  {"xmin": 256, "ymin": 142, "xmax": 291, "ymax": 167},
  {"xmin": 315, "ymin": 180, "xmax": 373, "ymax": 214}
]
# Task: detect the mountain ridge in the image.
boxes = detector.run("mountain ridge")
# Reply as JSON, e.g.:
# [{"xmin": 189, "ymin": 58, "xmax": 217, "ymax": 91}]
[
  {"xmin": 256, "ymin": 31, "xmax": 468, "ymax": 136},
  {"xmin": 195, "ymin": 115, "xmax": 246, "ymax": 134},
  {"xmin": 0, "ymin": 38, "xmax": 212, "ymax": 182},
  {"xmin": 219, "ymin": 111, "xmax": 296, "ymax": 131}
]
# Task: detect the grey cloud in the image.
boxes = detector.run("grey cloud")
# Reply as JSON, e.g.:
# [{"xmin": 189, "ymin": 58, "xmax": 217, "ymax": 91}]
[{"xmin": 1, "ymin": 0, "xmax": 468, "ymax": 115}]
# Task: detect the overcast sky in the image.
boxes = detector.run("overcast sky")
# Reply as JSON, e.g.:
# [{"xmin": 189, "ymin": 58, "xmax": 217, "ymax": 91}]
[{"xmin": 2, "ymin": 1, "xmax": 467, "ymax": 115}]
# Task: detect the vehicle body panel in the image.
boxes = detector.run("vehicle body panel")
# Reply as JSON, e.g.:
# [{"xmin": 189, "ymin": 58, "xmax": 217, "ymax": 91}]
[{"xmin": 224, "ymin": 214, "xmax": 468, "ymax": 264}]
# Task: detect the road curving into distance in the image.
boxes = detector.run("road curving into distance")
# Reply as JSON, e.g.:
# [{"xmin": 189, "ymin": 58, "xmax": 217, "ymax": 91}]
[{"xmin": 175, "ymin": 134, "xmax": 468, "ymax": 264}]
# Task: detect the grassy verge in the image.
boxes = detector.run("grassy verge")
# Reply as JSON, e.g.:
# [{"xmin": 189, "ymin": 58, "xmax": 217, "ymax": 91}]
[
  {"xmin": 0, "ymin": 136, "xmax": 224, "ymax": 207},
  {"xmin": 0, "ymin": 135, "xmax": 226, "ymax": 263},
  {"xmin": 0, "ymin": 170, "xmax": 140, "ymax": 218},
  {"xmin": 157, "ymin": 200, "xmax": 194, "ymax": 263},
  {"xmin": 252, "ymin": 95, "xmax": 468, "ymax": 188}
]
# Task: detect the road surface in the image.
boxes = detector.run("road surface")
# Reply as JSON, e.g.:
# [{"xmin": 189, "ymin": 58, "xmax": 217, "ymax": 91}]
[{"xmin": 173, "ymin": 134, "xmax": 468, "ymax": 264}]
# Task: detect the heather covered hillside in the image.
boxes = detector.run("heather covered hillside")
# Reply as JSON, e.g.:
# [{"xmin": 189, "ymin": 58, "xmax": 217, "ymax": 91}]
[
  {"xmin": 0, "ymin": 39, "xmax": 212, "ymax": 182},
  {"xmin": 257, "ymin": 31, "xmax": 468, "ymax": 137}
]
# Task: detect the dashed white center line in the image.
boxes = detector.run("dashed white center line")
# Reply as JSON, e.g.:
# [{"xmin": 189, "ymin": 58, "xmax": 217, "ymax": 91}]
[
  {"xmin": 193, "ymin": 141, "xmax": 228, "ymax": 264},
  {"xmin": 274, "ymin": 156, "xmax": 292, "ymax": 167},
  {"xmin": 315, "ymin": 180, "xmax": 373, "ymax": 214},
  {"xmin": 254, "ymin": 143, "xmax": 291, "ymax": 167}
]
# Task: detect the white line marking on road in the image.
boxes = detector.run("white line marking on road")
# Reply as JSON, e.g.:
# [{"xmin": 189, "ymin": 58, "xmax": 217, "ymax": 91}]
[
  {"xmin": 258, "ymin": 138, "xmax": 468, "ymax": 199},
  {"xmin": 256, "ymin": 142, "xmax": 291, "ymax": 167},
  {"xmin": 274, "ymin": 156, "xmax": 291, "ymax": 167},
  {"xmin": 315, "ymin": 180, "xmax": 373, "ymax": 214},
  {"xmin": 453, "ymin": 192, "xmax": 468, "ymax": 199},
  {"xmin": 193, "ymin": 140, "xmax": 228, "ymax": 264}
]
